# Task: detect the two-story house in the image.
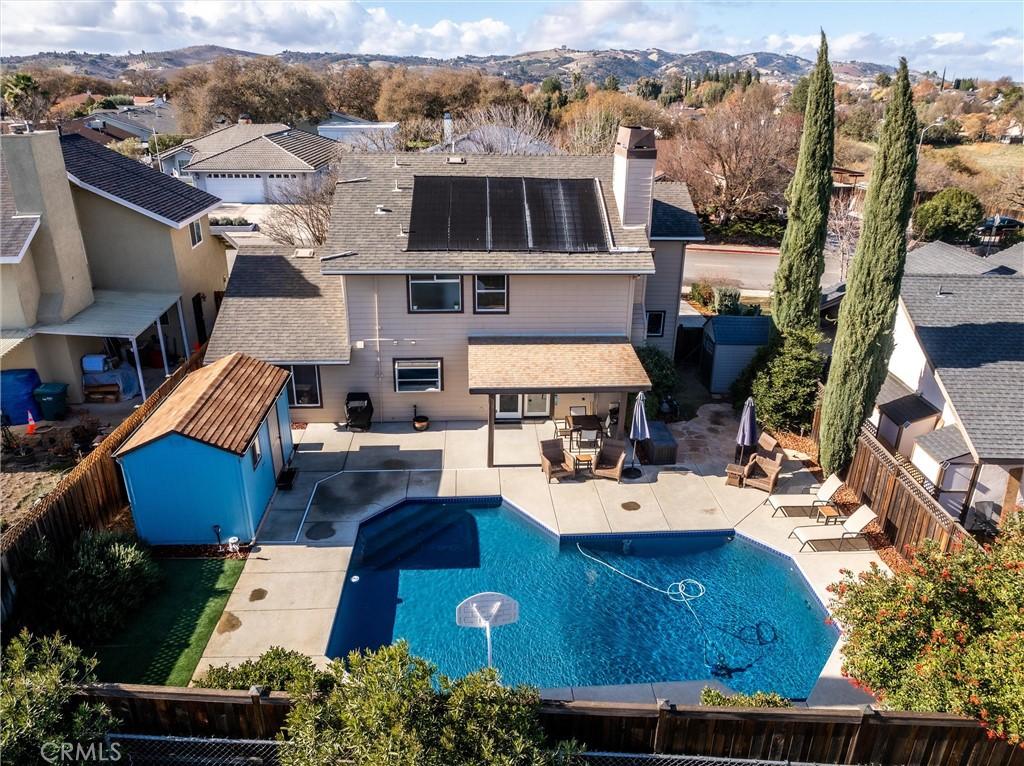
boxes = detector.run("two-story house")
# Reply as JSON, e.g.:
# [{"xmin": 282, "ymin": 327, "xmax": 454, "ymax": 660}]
[
  {"xmin": 0, "ymin": 130, "xmax": 226, "ymax": 404},
  {"xmin": 870, "ymin": 241, "xmax": 1023, "ymax": 526}
]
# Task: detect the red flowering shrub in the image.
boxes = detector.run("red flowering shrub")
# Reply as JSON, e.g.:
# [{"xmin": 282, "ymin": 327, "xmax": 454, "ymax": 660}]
[{"xmin": 829, "ymin": 513, "xmax": 1024, "ymax": 744}]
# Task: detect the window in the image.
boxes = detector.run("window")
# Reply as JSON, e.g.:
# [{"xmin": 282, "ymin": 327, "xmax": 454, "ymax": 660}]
[
  {"xmin": 394, "ymin": 359, "xmax": 443, "ymax": 393},
  {"xmin": 646, "ymin": 310, "xmax": 666, "ymax": 338},
  {"xmin": 249, "ymin": 435, "xmax": 263, "ymax": 469},
  {"xmin": 189, "ymin": 220, "xmax": 203, "ymax": 248},
  {"xmin": 281, "ymin": 364, "xmax": 322, "ymax": 407},
  {"xmin": 474, "ymin": 275, "xmax": 508, "ymax": 313},
  {"xmin": 408, "ymin": 274, "xmax": 462, "ymax": 313}
]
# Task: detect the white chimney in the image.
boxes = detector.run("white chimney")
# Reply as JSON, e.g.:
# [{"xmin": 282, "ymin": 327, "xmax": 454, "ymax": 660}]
[
  {"xmin": 612, "ymin": 125, "xmax": 657, "ymax": 230},
  {"xmin": 443, "ymin": 112, "xmax": 453, "ymax": 150}
]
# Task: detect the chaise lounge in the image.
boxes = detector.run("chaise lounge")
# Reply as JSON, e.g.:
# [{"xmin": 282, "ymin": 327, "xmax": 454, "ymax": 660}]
[
  {"xmin": 592, "ymin": 439, "xmax": 626, "ymax": 482},
  {"xmin": 789, "ymin": 505, "xmax": 877, "ymax": 551},
  {"xmin": 540, "ymin": 438, "xmax": 576, "ymax": 483},
  {"xmin": 766, "ymin": 473, "xmax": 844, "ymax": 517}
]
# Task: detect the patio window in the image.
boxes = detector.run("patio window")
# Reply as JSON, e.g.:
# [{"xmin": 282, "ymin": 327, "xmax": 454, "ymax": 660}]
[
  {"xmin": 189, "ymin": 220, "xmax": 203, "ymax": 248},
  {"xmin": 249, "ymin": 435, "xmax": 263, "ymax": 469},
  {"xmin": 474, "ymin": 275, "xmax": 508, "ymax": 313},
  {"xmin": 646, "ymin": 310, "xmax": 665, "ymax": 337},
  {"xmin": 408, "ymin": 274, "xmax": 462, "ymax": 313},
  {"xmin": 394, "ymin": 358, "xmax": 443, "ymax": 392},
  {"xmin": 280, "ymin": 364, "xmax": 321, "ymax": 407}
]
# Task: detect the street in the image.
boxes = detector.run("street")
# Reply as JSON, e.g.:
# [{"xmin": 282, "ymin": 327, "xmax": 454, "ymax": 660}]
[{"xmin": 684, "ymin": 244, "xmax": 843, "ymax": 291}]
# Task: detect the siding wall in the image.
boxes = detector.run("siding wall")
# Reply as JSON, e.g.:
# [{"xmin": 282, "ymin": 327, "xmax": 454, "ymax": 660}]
[
  {"xmin": 239, "ymin": 415, "xmax": 277, "ymax": 536},
  {"xmin": 643, "ymin": 241, "xmax": 685, "ymax": 356}
]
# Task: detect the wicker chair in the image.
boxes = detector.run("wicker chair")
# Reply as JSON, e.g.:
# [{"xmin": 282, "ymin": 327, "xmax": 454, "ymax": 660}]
[
  {"xmin": 540, "ymin": 439, "xmax": 576, "ymax": 483},
  {"xmin": 743, "ymin": 452, "xmax": 783, "ymax": 493},
  {"xmin": 756, "ymin": 432, "xmax": 781, "ymax": 461},
  {"xmin": 593, "ymin": 439, "xmax": 626, "ymax": 482}
]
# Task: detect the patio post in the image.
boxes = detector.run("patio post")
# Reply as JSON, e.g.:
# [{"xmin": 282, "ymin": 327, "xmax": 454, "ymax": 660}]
[
  {"xmin": 615, "ymin": 391, "xmax": 628, "ymax": 439},
  {"xmin": 155, "ymin": 319, "xmax": 170, "ymax": 377},
  {"xmin": 175, "ymin": 297, "xmax": 191, "ymax": 355},
  {"xmin": 130, "ymin": 337, "xmax": 148, "ymax": 399},
  {"xmin": 487, "ymin": 394, "xmax": 495, "ymax": 468}
]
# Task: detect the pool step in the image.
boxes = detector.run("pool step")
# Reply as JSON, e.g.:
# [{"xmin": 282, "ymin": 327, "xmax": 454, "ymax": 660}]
[{"xmin": 356, "ymin": 504, "xmax": 453, "ymax": 566}]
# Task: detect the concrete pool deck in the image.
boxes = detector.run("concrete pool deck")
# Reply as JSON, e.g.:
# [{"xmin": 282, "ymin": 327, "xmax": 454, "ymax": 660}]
[{"xmin": 197, "ymin": 404, "xmax": 884, "ymax": 707}]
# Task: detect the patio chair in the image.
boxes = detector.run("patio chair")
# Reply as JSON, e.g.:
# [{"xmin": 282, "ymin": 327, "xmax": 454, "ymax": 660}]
[
  {"xmin": 789, "ymin": 505, "xmax": 877, "ymax": 551},
  {"xmin": 572, "ymin": 428, "xmax": 602, "ymax": 452},
  {"xmin": 766, "ymin": 473, "xmax": 844, "ymax": 517},
  {"xmin": 742, "ymin": 453, "xmax": 783, "ymax": 493},
  {"xmin": 540, "ymin": 439, "xmax": 576, "ymax": 483},
  {"xmin": 756, "ymin": 432, "xmax": 781, "ymax": 461},
  {"xmin": 569, "ymin": 405, "xmax": 588, "ymax": 417},
  {"xmin": 592, "ymin": 439, "xmax": 626, "ymax": 482},
  {"xmin": 553, "ymin": 418, "xmax": 573, "ymax": 439}
]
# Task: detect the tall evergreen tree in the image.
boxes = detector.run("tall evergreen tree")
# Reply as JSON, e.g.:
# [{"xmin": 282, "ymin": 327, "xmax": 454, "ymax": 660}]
[
  {"xmin": 772, "ymin": 31, "xmax": 835, "ymax": 332},
  {"xmin": 818, "ymin": 59, "xmax": 918, "ymax": 474}
]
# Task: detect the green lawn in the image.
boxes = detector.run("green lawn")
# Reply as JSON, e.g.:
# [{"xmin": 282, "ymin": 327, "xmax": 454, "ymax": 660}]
[{"xmin": 94, "ymin": 558, "xmax": 244, "ymax": 687}]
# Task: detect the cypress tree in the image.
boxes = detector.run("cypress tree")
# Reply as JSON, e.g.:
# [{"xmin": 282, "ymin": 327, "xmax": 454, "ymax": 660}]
[
  {"xmin": 772, "ymin": 31, "xmax": 835, "ymax": 332},
  {"xmin": 818, "ymin": 59, "xmax": 918, "ymax": 474}
]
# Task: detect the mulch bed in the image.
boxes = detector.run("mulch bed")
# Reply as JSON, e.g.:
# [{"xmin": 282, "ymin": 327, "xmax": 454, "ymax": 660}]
[{"xmin": 152, "ymin": 544, "xmax": 251, "ymax": 561}]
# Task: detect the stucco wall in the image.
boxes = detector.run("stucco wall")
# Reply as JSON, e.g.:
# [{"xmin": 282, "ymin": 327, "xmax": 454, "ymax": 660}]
[
  {"xmin": 1, "ymin": 334, "xmax": 105, "ymax": 403},
  {"xmin": 169, "ymin": 216, "xmax": 228, "ymax": 348},
  {"xmin": 643, "ymin": 241, "xmax": 685, "ymax": 357},
  {"xmin": 0, "ymin": 247, "xmax": 41, "ymax": 328},
  {"xmin": 888, "ymin": 302, "xmax": 955, "ymax": 422}
]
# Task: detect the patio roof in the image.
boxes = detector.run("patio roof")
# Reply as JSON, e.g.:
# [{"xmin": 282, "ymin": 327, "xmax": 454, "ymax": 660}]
[
  {"xmin": 32, "ymin": 289, "xmax": 180, "ymax": 339},
  {"xmin": 0, "ymin": 328, "xmax": 31, "ymax": 357},
  {"xmin": 467, "ymin": 335, "xmax": 651, "ymax": 395}
]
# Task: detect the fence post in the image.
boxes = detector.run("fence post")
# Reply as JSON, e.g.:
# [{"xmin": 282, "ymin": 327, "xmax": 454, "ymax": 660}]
[
  {"xmin": 652, "ymin": 701, "xmax": 671, "ymax": 754},
  {"xmin": 249, "ymin": 686, "xmax": 266, "ymax": 739}
]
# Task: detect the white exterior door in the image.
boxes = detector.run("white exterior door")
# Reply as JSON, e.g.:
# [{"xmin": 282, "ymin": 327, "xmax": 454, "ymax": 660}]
[
  {"xmin": 523, "ymin": 394, "xmax": 551, "ymax": 417},
  {"xmin": 495, "ymin": 394, "xmax": 520, "ymax": 420},
  {"xmin": 495, "ymin": 394, "xmax": 551, "ymax": 419},
  {"xmin": 204, "ymin": 174, "xmax": 265, "ymax": 203}
]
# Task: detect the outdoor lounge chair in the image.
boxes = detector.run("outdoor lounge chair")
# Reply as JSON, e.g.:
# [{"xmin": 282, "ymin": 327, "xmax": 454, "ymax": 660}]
[
  {"xmin": 789, "ymin": 505, "xmax": 877, "ymax": 551},
  {"xmin": 742, "ymin": 452, "xmax": 783, "ymax": 493},
  {"xmin": 766, "ymin": 473, "xmax": 844, "ymax": 517},
  {"xmin": 540, "ymin": 438, "xmax": 576, "ymax": 483},
  {"xmin": 592, "ymin": 439, "xmax": 626, "ymax": 482}
]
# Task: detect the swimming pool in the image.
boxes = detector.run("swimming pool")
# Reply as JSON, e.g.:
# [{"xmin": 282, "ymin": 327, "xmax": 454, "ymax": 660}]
[{"xmin": 329, "ymin": 497, "xmax": 837, "ymax": 698}]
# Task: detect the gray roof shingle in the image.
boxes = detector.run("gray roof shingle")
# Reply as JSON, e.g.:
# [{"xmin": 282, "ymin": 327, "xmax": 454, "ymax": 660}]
[
  {"xmin": 184, "ymin": 129, "xmax": 339, "ymax": 172},
  {"xmin": 205, "ymin": 245, "xmax": 350, "ymax": 365},
  {"xmin": 60, "ymin": 134, "xmax": 220, "ymax": 226},
  {"xmin": 915, "ymin": 424, "xmax": 972, "ymax": 463},
  {"xmin": 320, "ymin": 154, "xmax": 656, "ymax": 275},
  {"xmin": 905, "ymin": 240, "xmax": 1023, "ymax": 277},
  {"xmin": 900, "ymin": 274, "xmax": 1024, "ymax": 460},
  {"xmin": 651, "ymin": 181, "xmax": 704, "ymax": 240},
  {"xmin": 0, "ymin": 150, "xmax": 40, "ymax": 262}
]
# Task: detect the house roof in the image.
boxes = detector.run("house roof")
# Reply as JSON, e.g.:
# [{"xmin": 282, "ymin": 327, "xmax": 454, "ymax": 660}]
[
  {"xmin": 915, "ymin": 424, "xmax": 972, "ymax": 463},
  {"xmin": 467, "ymin": 335, "xmax": 652, "ymax": 394},
  {"xmin": 182, "ymin": 128, "xmax": 338, "ymax": 172},
  {"xmin": 205, "ymin": 245, "xmax": 350, "ymax": 365},
  {"xmin": 59, "ymin": 116, "xmax": 135, "ymax": 146},
  {"xmin": 320, "ymin": 154, "xmax": 656, "ymax": 275},
  {"xmin": 706, "ymin": 315, "xmax": 773, "ymax": 346},
  {"xmin": 60, "ymin": 134, "xmax": 221, "ymax": 228},
  {"xmin": 900, "ymin": 274, "xmax": 1024, "ymax": 460},
  {"xmin": 650, "ymin": 181, "xmax": 704, "ymax": 240},
  {"xmin": 319, "ymin": 111, "xmax": 397, "ymax": 128},
  {"xmin": 0, "ymin": 150, "xmax": 41, "ymax": 264},
  {"xmin": 905, "ymin": 240, "xmax": 1023, "ymax": 277},
  {"xmin": 99, "ymin": 102, "xmax": 180, "ymax": 135},
  {"xmin": 876, "ymin": 372, "xmax": 915, "ymax": 406},
  {"xmin": 878, "ymin": 392, "xmax": 940, "ymax": 426},
  {"xmin": 116, "ymin": 353, "xmax": 289, "ymax": 457},
  {"xmin": 0, "ymin": 328, "xmax": 32, "ymax": 357},
  {"xmin": 159, "ymin": 122, "xmax": 289, "ymax": 160}
]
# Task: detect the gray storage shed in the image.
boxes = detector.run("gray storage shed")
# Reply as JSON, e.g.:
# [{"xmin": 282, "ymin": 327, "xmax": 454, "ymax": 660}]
[{"xmin": 700, "ymin": 315, "xmax": 773, "ymax": 394}]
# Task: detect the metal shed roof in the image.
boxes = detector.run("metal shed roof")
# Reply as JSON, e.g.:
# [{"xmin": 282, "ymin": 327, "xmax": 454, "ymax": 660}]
[
  {"xmin": 32, "ymin": 289, "xmax": 180, "ymax": 339},
  {"xmin": 706, "ymin": 315, "xmax": 773, "ymax": 346}
]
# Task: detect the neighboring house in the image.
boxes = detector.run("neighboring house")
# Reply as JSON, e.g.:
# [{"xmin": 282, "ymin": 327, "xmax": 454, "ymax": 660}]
[
  {"xmin": 207, "ymin": 126, "xmax": 704, "ymax": 464},
  {"xmin": 115, "ymin": 353, "xmax": 292, "ymax": 545},
  {"xmin": 699, "ymin": 315, "xmax": 773, "ymax": 394},
  {"xmin": 59, "ymin": 116, "xmax": 135, "ymax": 146},
  {"xmin": 316, "ymin": 111, "xmax": 398, "ymax": 149},
  {"xmin": 89, "ymin": 98, "xmax": 181, "ymax": 140},
  {"xmin": 0, "ymin": 130, "xmax": 226, "ymax": 406},
  {"xmin": 158, "ymin": 120, "xmax": 339, "ymax": 203},
  {"xmin": 870, "ymin": 241, "xmax": 1024, "ymax": 525}
]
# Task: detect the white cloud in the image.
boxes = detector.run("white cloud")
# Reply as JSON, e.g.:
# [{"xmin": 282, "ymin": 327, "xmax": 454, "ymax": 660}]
[{"xmin": 527, "ymin": 1, "xmax": 700, "ymax": 51}]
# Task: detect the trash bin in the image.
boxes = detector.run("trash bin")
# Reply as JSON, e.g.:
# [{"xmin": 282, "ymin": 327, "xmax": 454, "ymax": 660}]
[{"xmin": 33, "ymin": 382, "xmax": 69, "ymax": 421}]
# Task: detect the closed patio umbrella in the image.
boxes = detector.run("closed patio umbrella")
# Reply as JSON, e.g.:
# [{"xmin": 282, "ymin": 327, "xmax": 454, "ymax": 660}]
[
  {"xmin": 623, "ymin": 392, "xmax": 650, "ymax": 479},
  {"xmin": 736, "ymin": 396, "xmax": 757, "ymax": 464}
]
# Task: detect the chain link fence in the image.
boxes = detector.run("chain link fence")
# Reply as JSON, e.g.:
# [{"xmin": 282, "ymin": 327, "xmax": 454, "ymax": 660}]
[{"xmin": 104, "ymin": 733, "xmax": 287, "ymax": 765}]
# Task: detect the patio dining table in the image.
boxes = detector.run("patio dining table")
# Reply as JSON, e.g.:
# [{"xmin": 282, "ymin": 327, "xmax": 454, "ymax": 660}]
[{"xmin": 567, "ymin": 414, "xmax": 602, "ymax": 432}]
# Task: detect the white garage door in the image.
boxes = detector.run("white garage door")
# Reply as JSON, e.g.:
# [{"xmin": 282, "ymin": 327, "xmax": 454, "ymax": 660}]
[{"xmin": 204, "ymin": 174, "xmax": 265, "ymax": 203}]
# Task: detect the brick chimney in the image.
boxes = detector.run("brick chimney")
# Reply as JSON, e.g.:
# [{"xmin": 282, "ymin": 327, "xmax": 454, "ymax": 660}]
[{"xmin": 612, "ymin": 125, "xmax": 656, "ymax": 230}]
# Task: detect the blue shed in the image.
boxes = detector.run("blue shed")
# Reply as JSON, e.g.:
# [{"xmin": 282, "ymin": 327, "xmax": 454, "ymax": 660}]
[
  {"xmin": 115, "ymin": 353, "xmax": 293, "ymax": 545},
  {"xmin": 700, "ymin": 315, "xmax": 773, "ymax": 394}
]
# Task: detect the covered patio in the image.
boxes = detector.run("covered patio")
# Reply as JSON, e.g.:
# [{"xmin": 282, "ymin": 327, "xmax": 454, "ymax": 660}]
[{"xmin": 467, "ymin": 335, "xmax": 652, "ymax": 467}]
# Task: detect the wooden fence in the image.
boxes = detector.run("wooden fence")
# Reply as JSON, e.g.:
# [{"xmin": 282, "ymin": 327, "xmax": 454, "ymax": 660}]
[
  {"xmin": 77, "ymin": 684, "xmax": 1022, "ymax": 766},
  {"xmin": 0, "ymin": 346, "xmax": 206, "ymax": 621}
]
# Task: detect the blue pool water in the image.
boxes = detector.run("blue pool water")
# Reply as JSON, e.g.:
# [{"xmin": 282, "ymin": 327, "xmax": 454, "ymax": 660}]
[{"xmin": 329, "ymin": 498, "xmax": 837, "ymax": 698}]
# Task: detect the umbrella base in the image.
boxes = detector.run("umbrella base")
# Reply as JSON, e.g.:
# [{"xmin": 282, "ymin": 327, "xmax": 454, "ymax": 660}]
[{"xmin": 622, "ymin": 467, "xmax": 643, "ymax": 480}]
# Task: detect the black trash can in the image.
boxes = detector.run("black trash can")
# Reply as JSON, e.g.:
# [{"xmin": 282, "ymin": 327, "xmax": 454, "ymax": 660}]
[{"xmin": 33, "ymin": 382, "xmax": 69, "ymax": 421}]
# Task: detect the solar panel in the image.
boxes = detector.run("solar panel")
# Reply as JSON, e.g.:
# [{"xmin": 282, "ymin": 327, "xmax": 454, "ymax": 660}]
[
  {"xmin": 407, "ymin": 176, "xmax": 451, "ymax": 251},
  {"xmin": 560, "ymin": 178, "xmax": 608, "ymax": 252},
  {"xmin": 487, "ymin": 177, "xmax": 528, "ymax": 251},
  {"xmin": 449, "ymin": 177, "xmax": 488, "ymax": 250}
]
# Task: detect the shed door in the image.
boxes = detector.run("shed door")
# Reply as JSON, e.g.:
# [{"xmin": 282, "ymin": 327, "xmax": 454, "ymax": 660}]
[{"xmin": 267, "ymin": 409, "xmax": 284, "ymax": 476}]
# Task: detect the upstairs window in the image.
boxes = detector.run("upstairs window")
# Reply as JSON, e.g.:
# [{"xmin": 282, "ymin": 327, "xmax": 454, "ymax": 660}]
[
  {"xmin": 394, "ymin": 359, "xmax": 443, "ymax": 393},
  {"xmin": 474, "ymin": 275, "xmax": 508, "ymax": 313},
  {"xmin": 189, "ymin": 220, "xmax": 203, "ymax": 248},
  {"xmin": 408, "ymin": 274, "xmax": 462, "ymax": 313},
  {"xmin": 646, "ymin": 310, "xmax": 665, "ymax": 338}
]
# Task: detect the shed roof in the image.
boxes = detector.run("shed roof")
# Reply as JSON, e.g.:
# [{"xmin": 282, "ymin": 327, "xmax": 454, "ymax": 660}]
[
  {"xmin": 707, "ymin": 315, "xmax": 773, "ymax": 346},
  {"xmin": 915, "ymin": 425, "xmax": 972, "ymax": 463},
  {"xmin": 467, "ymin": 335, "xmax": 651, "ymax": 394},
  {"xmin": 116, "ymin": 353, "xmax": 289, "ymax": 457},
  {"xmin": 650, "ymin": 181, "xmax": 704, "ymax": 240},
  {"xmin": 60, "ymin": 134, "xmax": 220, "ymax": 227}
]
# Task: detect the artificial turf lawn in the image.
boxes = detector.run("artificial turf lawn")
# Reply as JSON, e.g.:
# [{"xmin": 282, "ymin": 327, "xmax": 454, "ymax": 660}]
[{"xmin": 94, "ymin": 557, "xmax": 245, "ymax": 686}]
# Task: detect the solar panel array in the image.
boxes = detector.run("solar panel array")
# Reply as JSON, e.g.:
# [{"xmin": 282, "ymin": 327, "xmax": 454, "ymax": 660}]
[{"xmin": 407, "ymin": 176, "xmax": 609, "ymax": 252}]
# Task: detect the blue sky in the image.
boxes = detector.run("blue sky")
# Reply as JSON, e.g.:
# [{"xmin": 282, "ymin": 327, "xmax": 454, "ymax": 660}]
[{"xmin": 1, "ymin": 1, "xmax": 1020, "ymax": 79}]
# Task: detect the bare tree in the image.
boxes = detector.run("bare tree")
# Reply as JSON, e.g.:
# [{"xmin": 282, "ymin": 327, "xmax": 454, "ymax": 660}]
[
  {"xmin": 262, "ymin": 170, "xmax": 339, "ymax": 246},
  {"xmin": 559, "ymin": 107, "xmax": 619, "ymax": 155},
  {"xmin": 826, "ymin": 193, "xmax": 862, "ymax": 281},
  {"xmin": 451, "ymin": 104, "xmax": 555, "ymax": 154}
]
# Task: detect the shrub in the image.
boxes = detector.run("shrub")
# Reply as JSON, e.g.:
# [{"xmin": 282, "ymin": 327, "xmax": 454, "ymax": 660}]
[
  {"xmin": 700, "ymin": 687, "xmax": 792, "ymax": 708},
  {"xmin": 0, "ymin": 630, "xmax": 118, "ymax": 765},
  {"xmin": 635, "ymin": 345, "xmax": 679, "ymax": 404},
  {"xmin": 196, "ymin": 647, "xmax": 321, "ymax": 691},
  {"xmin": 912, "ymin": 188, "xmax": 984, "ymax": 242},
  {"xmin": 20, "ymin": 531, "xmax": 161, "ymax": 644},
  {"xmin": 736, "ymin": 327, "xmax": 824, "ymax": 430},
  {"xmin": 829, "ymin": 514, "xmax": 1024, "ymax": 743},
  {"xmin": 713, "ymin": 286, "xmax": 741, "ymax": 315},
  {"xmin": 690, "ymin": 281, "xmax": 713, "ymax": 307}
]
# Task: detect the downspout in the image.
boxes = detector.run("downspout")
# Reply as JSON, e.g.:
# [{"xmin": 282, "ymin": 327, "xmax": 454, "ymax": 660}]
[
  {"xmin": 625, "ymin": 277, "xmax": 636, "ymax": 339},
  {"xmin": 374, "ymin": 276, "xmax": 384, "ymax": 422}
]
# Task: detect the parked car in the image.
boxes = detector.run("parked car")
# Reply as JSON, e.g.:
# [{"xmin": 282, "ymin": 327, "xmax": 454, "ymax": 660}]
[{"xmin": 976, "ymin": 216, "xmax": 1023, "ymax": 235}]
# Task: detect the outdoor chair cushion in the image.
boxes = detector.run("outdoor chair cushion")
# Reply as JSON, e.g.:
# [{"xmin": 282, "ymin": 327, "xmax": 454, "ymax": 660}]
[
  {"xmin": 767, "ymin": 473, "xmax": 843, "ymax": 513},
  {"xmin": 790, "ymin": 505, "xmax": 877, "ymax": 551}
]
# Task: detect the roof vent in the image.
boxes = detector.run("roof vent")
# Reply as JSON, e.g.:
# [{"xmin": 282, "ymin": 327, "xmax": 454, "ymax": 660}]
[
  {"xmin": 393, "ymin": 179, "xmax": 402, "ymax": 192},
  {"xmin": 375, "ymin": 204, "xmax": 390, "ymax": 215},
  {"xmin": 320, "ymin": 250, "xmax": 356, "ymax": 262},
  {"xmin": 446, "ymin": 156, "xmax": 466, "ymax": 164},
  {"xmin": 294, "ymin": 248, "xmax": 315, "ymax": 258}
]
